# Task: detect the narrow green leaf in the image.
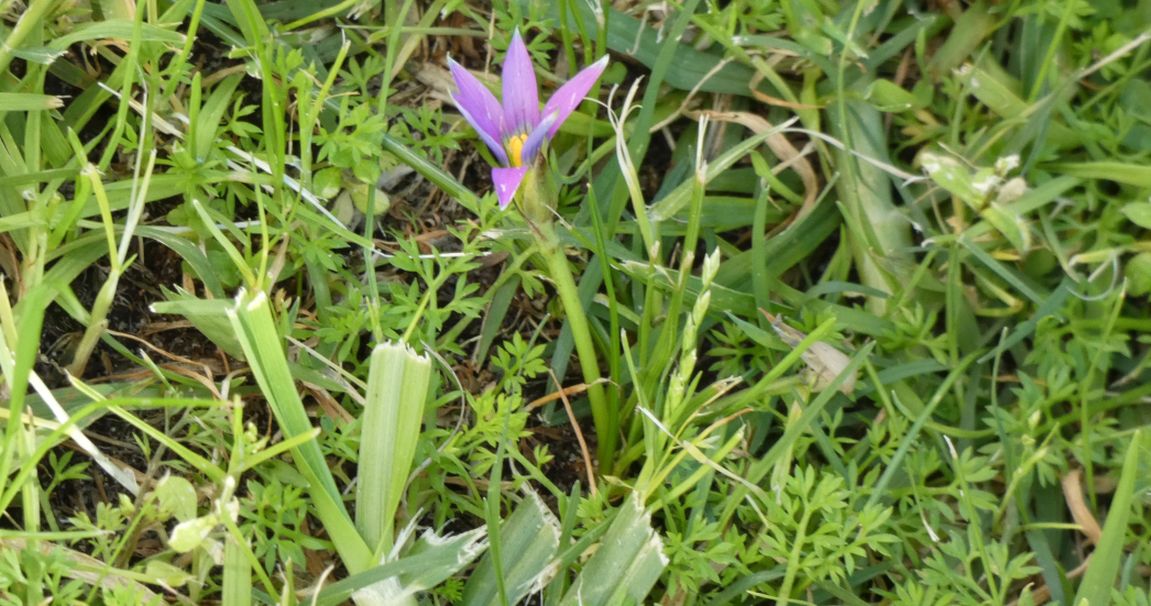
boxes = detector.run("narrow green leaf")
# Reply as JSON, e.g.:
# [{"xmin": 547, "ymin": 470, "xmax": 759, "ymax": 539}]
[
  {"xmin": 1001, "ymin": 175, "xmax": 1079, "ymax": 215},
  {"xmin": 516, "ymin": 0, "xmax": 758, "ymax": 96},
  {"xmin": 0, "ymin": 209, "xmax": 47, "ymax": 235},
  {"xmin": 151, "ymin": 292, "xmax": 245, "ymax": 360},
  {"xmin": 960, "ymin": 239, "xmax": 1049, "ymax": 305},
  {"xmin": 1073, "ymin": 430, "xmax": 1147, "ymax": 605},
  {"xmin": 475, "ymin": 276, "xmax": 519, "ymax": 362},
  {"xmin": 226, "ymin": 290, "xmax": 372, "ymax": 571},
  {"xmin": 380, "ymin": 134, "xmax": 478, "ymax": 209},
  {"xmin": 865, "ymin": 79, "xmax": 924, "ymax": 112},
  {"xmin": 0, "ymin": 93, "xmax": 63, "ymax": 112},
  {"xmin": 192, "ymin": 75, "xmax": 243, "ymax": 161},
  {"xmin": 315, "ymin": 528, "xmax": 488, "ymax": 606},
  {"xmin": 1049, "ymin": 162, "xmax": 1151, "ymax": 188},
  {"xmin": 650, "ymin": 128, "xmax": 783, "ymax": 221},
  {"xmin": 47, "ymin": 20, "xmax": 186, "ymax": 50},
  {"xmin": 222, "ymin": 534, "xmax": 252, "ymax": 606},
  {"xmin": 926, "ymin": 2, "xmax": 994, "ymax": 79},
  {"xmin": 133, "ymin": 226, "xmax": 225, "ymax": 296},
  {"xmin": 829, "ymin": 99, "xmax": 912, "ymax": 314}
]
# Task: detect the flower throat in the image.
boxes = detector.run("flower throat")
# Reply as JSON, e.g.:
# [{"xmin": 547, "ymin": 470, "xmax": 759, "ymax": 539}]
[{"xmin": 506, "ymin": 133, "xmax": 529, "ymax": 167}]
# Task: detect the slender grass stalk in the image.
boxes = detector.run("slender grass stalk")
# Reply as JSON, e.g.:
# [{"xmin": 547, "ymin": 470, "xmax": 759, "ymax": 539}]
[
  {"xmin": 67, "ymin": 148, "xmax": 156, "ymax": 377},
  {"xmin": 534, "ymin": 220, "xmax": 612, "ymax": 470}
]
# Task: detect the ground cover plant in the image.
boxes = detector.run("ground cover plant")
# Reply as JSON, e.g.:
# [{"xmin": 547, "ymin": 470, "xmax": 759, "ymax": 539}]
[{"xmin": 1, "ymin": 0, "xmax": 1150, "ymax": 603}]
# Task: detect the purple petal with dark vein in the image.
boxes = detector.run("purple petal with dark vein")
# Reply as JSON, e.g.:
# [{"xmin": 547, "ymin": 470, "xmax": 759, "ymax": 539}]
[
  {"xmin": 541, "ymin": 55, "xmax": 609, "ymax": 139},
  {"xmin": 492, "ymin": 166, "xmax": 529, "ymax": 209},
  {"xmin": 521, "ymin": 112, "xmax": 557, "ymax": 167},
  {"xmin": 447, "ymin": 58, "xmax": 505, "ymax": 146},
  {"xmin": 501, "ymin": 30, "xmax": 540, "ymax": 135}
]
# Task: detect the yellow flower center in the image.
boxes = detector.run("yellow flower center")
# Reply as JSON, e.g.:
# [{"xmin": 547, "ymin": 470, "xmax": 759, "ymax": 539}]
[{"xmin": 505, "ymin": 133, "xmax": 528, "ymax": 167}]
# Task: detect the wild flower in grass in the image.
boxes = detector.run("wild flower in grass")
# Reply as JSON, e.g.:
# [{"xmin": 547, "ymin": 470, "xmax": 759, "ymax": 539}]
[
  {"xmin": 449, "ymin": 30, "xmax": 615, "ymax": 472},
  {"xmin": 448, "ymin": 30, "xmax": 608, "ymax": 209}
]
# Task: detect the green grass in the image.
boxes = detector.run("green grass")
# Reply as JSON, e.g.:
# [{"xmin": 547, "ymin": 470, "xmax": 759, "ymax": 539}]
[{"xmin": 2, "ymin": 0, "xmax": 1151, "ymax": 604}]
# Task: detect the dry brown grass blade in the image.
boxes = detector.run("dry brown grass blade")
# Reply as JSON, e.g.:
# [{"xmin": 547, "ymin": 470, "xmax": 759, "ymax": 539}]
[
  {"xmin": 107, "ymin": 328, "xmax": 222, "ymax": 397},
  {"xmin": 748, "ymin": 71, "xmax": 823, "ymax": 111},
  {"xmin": 525, "ymin": 378, "xmax": 610, "ymax": 411},
  {"xmin": 1061, "ymin": 468, "xmax": 1103, "ymax": 545},
  {"xmin": 759, "ymin": 309, "xmax": 857, "ymax": 395},
  {"xmin": 549, "ymin": 370, "xmax": 597, "ymax": 495},
  {"xmin": 688, "ymin": 109, "xmax": 819, "ymax": 212}
]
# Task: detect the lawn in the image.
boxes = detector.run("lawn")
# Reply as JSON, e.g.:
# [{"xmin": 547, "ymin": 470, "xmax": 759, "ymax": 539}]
[{"xmin": 1, "ymin": 0, "xmax": 1149, "ymax": 604}]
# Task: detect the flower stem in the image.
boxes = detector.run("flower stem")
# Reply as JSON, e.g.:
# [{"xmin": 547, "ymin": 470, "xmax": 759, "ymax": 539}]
[{"xmin": 537, "ymin": 223, "xmax": 614, "ymax": 472}]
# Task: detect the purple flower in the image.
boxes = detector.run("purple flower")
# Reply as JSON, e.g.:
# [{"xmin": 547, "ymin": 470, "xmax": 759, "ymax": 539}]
[{"xmin": 448, "ymin": 30, "xmax": 608, "ymax": 209}]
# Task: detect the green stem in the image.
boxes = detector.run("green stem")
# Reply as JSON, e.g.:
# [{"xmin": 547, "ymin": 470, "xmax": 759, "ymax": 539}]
[
  {"xmin": 536, "ymin": 223, "xmax": 614, "ymax": 471},
  {"xmin": 776, "ymin": 508, "xmax": 812, "ymax": 606}
]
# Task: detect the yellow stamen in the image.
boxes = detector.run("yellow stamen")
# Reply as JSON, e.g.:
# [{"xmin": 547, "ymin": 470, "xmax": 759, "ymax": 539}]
[{"xmin": 506, "ymin": 133, "xmax": 529, "ymax": 167}]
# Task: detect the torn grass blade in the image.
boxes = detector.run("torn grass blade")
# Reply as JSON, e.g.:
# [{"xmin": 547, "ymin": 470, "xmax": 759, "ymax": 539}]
[
  {"xmin": 559, "ymin": 493, "xmax": 667, "ymax": 606},
  {"xmin": 314, "ymin": 527, "xmax": 487, "ymax": 606},
  {"xmin": 355, "ymin": 341, "xmax": 433, "ymax": 555},
  {"xmin": 462, "ymin": 489, "xmax": 562, "ymax": 606}
]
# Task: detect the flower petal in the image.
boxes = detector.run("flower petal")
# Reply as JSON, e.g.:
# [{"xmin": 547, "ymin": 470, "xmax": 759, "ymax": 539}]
[
  {"xmin": 501, "ymin": 29, "xmax": 540, "ymax": 135},
  {"xmin": 452, "ymin": 93, "xmax": 510, "ymax": 166},
  {"xmin": 448, "ymin": 58, "xmax": 509, "ymax": 165},
  {"xmin": 492, "ymin": 166, "xmax": 529, "ymax": 209},
  {"xmin": 520, "ymin": 112, "xmax": 558, "ymax": 166},
  {"xmin": 541, "ymin": 55, "xmax": 609, "ymax": 139}
]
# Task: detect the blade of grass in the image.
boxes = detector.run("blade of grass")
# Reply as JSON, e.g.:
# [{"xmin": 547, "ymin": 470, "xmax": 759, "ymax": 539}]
[
  {"xmin": 1072, "ymin": 430, "xmax": 1146, "ymax": 605},
  {"xmin": 380, "ymin": 134, "xmax": 479, "ymax": 210},
  {"xmin": 0, "ymin": 282, "xmax": 52, "ymax": 505},
  {"xmin": 0, "ymin": 93, "xmax": 63, "ymax": 111},
  {"xmin": 0, "ymin": 0, "xmax": 56, "ymax": 75},
  {"xmin": 518, "ymin": 0, "xmax": 757, "ymax": 96},
  {"xmin": 227, "ymin": 290, "xmax": 372, "ymax": 571}
]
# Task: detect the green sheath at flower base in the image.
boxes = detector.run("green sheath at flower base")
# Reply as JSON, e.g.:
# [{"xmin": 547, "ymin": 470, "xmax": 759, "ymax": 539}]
[{"xmin": 448, "ymin": 29, "xmax": 608, "ymax": 208}]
